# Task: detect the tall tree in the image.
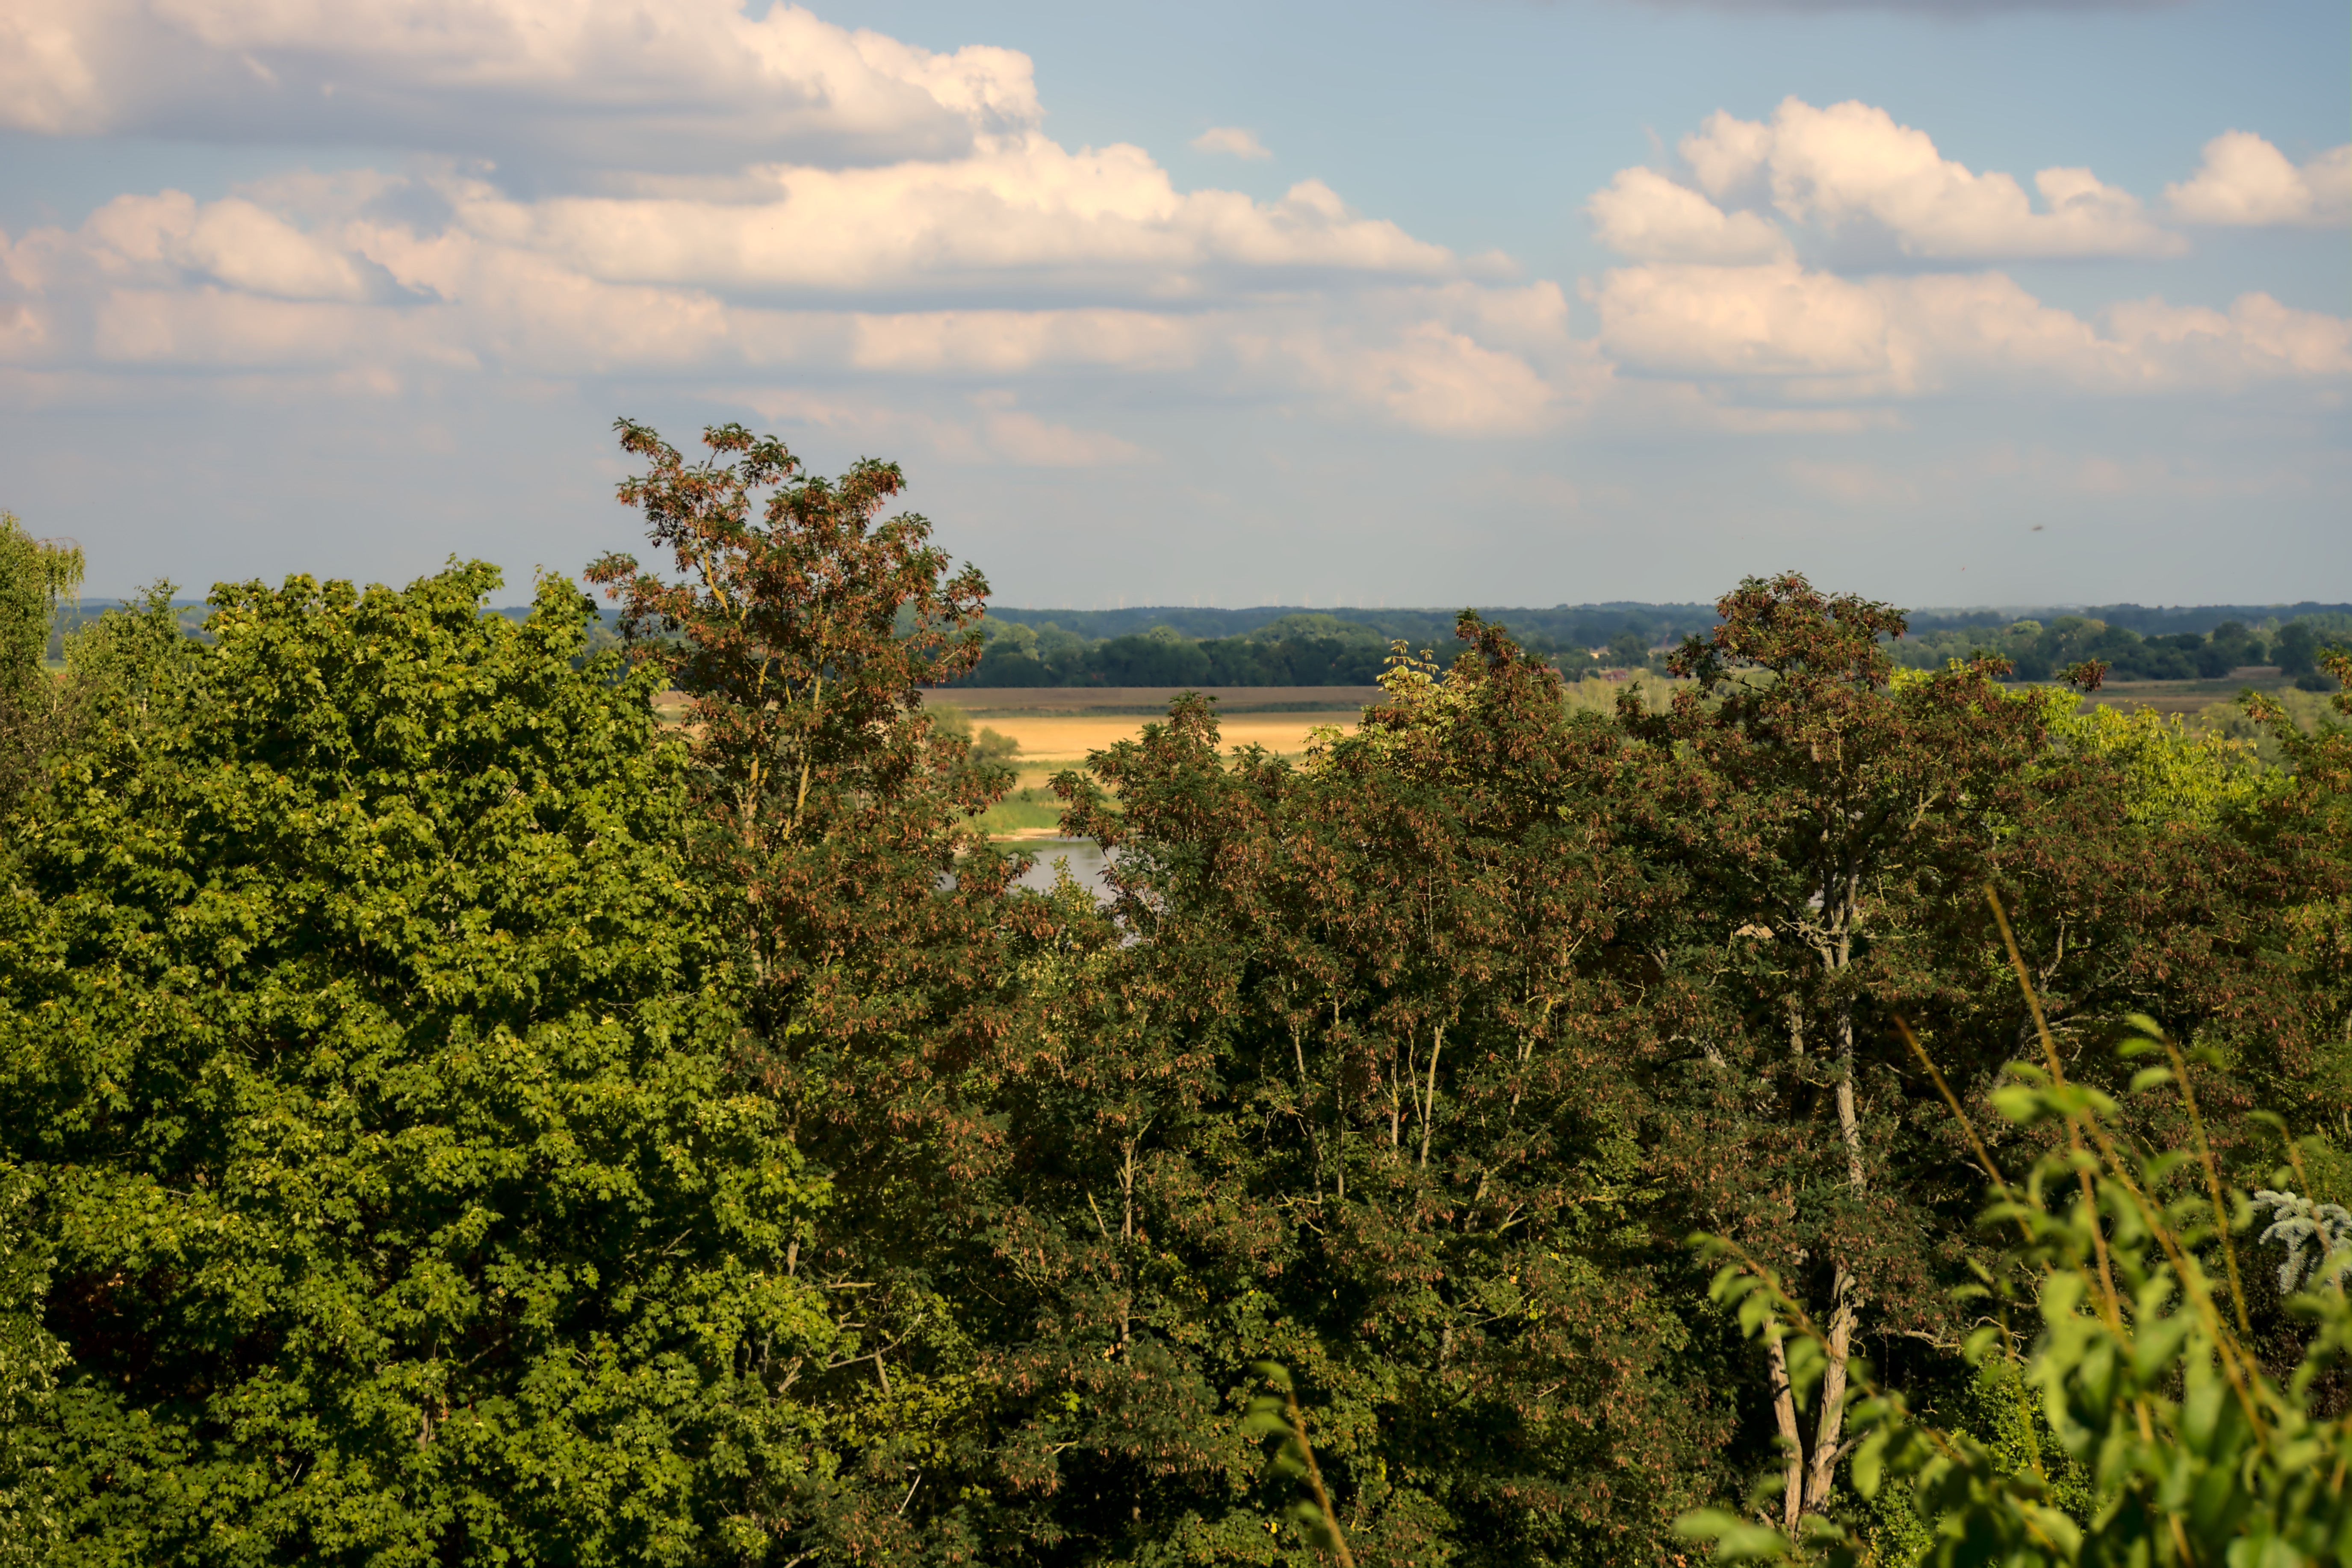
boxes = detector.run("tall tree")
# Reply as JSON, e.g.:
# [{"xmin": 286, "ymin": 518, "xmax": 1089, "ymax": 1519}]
[
  {"xmin": 1630, "ymin": 573, "xmax": 2045, "ymax": 1529},
  {"xmin": 988, "ymin": 622, "xmax": 1724, "ymax": 1566},
  {"xmin": 1, "ymin": 566, "xmax": 834, "ymax": 1566},
  {"xmin": 590, "ymin": 420, "xmax": 1033, "ymax": 1560}
]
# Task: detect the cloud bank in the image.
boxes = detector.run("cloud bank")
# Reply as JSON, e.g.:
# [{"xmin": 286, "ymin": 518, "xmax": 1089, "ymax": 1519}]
[{"xmin": 0, "ymin": 1, "xmax": 2342, "ymax": 524}]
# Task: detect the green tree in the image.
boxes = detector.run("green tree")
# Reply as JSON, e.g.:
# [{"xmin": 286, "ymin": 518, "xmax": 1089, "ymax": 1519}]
[
  {"xmin": 0, "ymin": 515, "xmax": 86, "ymax": 810},
  {"xmin": 0, "ymin": 514, "xmax": 81, "ymax": 693},
  {"xmin": 0, "ymin": 564, "xmax": 834, "ymax": 1566},
  {"xmin": 1680, "ymin": 1007, "xmax": 2352, "ymax": 1566},
  {"xmin": 1628, "ymin": 574, "xmax": 2047, "ymax": 1531},
  {"xmin": 0, "ymin": 1162, "xmax": 67, "ymax": 1568},
  {"xmin": 1001, "ymin": 623, "xmax": 1724, "ymax": 1566},
  {"xmin": 1604, "ymin": 629, "xmax": 1651, "ymax": 669},
  {"xmin": 590, "ymin": 420, "xmax": 1030, "ymax": 1561}
]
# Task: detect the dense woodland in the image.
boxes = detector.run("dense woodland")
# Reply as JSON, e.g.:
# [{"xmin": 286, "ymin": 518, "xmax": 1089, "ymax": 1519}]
[
  {"xmin": 947, "ymin": 605, "xmax": 2352, "ymax": 690},
  {"xmin": 2, "ymin": 427, "xmax": 2351, "ymax": 1567},
  {"xmin": 50, "ymin": 596, "xmax": 2351, "ymax": 694}
]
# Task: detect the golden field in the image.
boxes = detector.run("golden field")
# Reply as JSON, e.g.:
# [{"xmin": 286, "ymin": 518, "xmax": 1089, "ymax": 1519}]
[{"xmin": 943, "ymin": 709, "xmax": 1357, "ymax": 763}]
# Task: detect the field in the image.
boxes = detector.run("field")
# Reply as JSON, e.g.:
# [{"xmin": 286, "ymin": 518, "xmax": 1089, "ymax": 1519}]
[
  {"xmin": 927, "ymin": 685, "xmax": 1377, "ymax": 763},
  {"xmin": 925, "ymin": 689, "xmax": 1376, "ymax": 837},
  {"xmin": 2083, "ymin": 671, "xmax": 2293, "ymax": 715}
]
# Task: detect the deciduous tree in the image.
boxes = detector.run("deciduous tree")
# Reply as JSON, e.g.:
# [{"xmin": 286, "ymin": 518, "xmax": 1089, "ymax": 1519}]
[{"xmin": 1, "ymin": 566, "xmax": 833, "ymax": 1566}]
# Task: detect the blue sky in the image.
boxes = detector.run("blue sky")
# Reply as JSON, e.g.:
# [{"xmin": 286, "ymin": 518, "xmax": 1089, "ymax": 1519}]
[{"xmin": 1, "ymin": 0, "xmax": 2345, "ymax": 608}]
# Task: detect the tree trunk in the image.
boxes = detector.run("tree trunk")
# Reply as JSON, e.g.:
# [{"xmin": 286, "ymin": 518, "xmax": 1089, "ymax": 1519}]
[
  {"xmin": 1767, "ymin": 1331, "xmax": 1804, "ymax": 1536},
  {"xmin": 1803, "ymin": 1001, "xmax": 1868, "ymax": 1512},
  {"xmin": 1806, "ymin": 1264, "xmax": 1858, "ymax": 1510}
]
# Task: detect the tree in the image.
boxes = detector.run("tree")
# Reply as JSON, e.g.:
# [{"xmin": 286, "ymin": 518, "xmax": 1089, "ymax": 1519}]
[
  {"xmin": 590, "ymin": 419, "xmax": 1033, "ymax": 1561},
  {"xmin": 0, "ymin": 515, "xmax": 86, "ymax": 811},
  {"xmin": 995, "ymin": 623, "xmax": 1725, "ymax": 1566},
  {"xmin": 0, "ymin": 565, "xmax": 834, "ymax": 1566},
  {"xmin": 1604, "ymin": 629, "xmax": 1651, "ymax": 670},
  {"xmin": 1630, "ymin": 573, "xmax": 2046, "ymax": 1530},
  {"xmin": 0, "ymin": 515, "xmax": 80, "ymax": 695},
  {"xmin": 1680, "ymin": 1010, "xmax": 2352, "ymax": 1567}
]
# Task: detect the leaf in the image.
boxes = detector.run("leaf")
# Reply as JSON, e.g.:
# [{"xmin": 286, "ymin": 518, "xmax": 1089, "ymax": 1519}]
[
  {"xmin": 1849, "ymin": 1428, "xmax": 1889, "ymax": 1500},
  {"xmin": 1673, "ymin": 1508, "xmax": 1794, "ymax": 1563}
]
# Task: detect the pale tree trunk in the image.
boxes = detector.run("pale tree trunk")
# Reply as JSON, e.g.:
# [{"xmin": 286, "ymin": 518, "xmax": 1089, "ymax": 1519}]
[
  {"xmin": 1801, "ymin": 992, "xmax": 1869, "ymax": 1513},
  {"xmin": 1767, "ymin": 1332, "xmax": 1805, "ymax": 1536},
  {"xmin": 1806, "ymin": 1264, "xmax": 1858, "ymax": 1509},
  {"xmin": 1781, "ymin": 851, "xmax": 1870, "ymax": 1521}
]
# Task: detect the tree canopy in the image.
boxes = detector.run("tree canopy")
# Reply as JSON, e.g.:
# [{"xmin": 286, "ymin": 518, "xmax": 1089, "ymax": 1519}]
[{"xmin": 3, "ymin": 426, "xmax": 2348, "ymax": 1567}]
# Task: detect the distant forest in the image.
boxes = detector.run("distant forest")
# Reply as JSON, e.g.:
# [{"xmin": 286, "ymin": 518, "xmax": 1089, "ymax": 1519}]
[
  {"xmin": 945, "ymin": 600, "xmax": 2352, "ymax": 689},
  {"xmin": 49, "ymin": 596, "xmax": 2352, "ymax": 691}
]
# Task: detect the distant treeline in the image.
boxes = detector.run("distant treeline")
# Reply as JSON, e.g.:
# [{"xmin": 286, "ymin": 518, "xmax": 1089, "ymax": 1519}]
[
  {"xmin": 46, "ymin": 596, "xmax": 2352, "ymax": 690},
  {"xmin": 1892, "ymin": 609, "xmax": 2352, "ymax": 688},
  {"xmin": 950, "ymin": 611, "xmax": 1715, "ymax": 688},
  {"xmin": 952, "ymin": 601, "xmax": 2352, "ymax": 689}
]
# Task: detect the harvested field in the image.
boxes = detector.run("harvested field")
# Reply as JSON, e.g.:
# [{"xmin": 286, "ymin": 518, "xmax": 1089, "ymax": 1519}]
[{"xmin": 961, "ymin": 709, "xmax": 1357, "ymax": 762}]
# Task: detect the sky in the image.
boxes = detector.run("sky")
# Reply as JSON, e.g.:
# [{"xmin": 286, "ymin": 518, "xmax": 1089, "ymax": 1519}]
[{"xmin": 1, "ymin": 0, "xmax": 2346, "ymax": 609}]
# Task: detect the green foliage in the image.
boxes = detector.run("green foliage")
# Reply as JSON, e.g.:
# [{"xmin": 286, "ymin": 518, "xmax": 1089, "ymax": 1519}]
[
  {"xmin": 0, "ymin": 516, "xmax": 89, "ymax": 813},
  {"xmin": 593, "ymin": 421, "xmax": 1027, "ymax": 1562},
  {"xmin": 13, "ymin": 460, "xmax": 2352, "ymax": 1568},
  {"xmin": 0, "ymin": 514, "xmax": 82, "ymax": 692},
  {"xmin": 1888, "ymin": 612, "xmax": 2332, "ymax": 685},
  {"xmin": 926, "ymin": 703, "xmax": 1021, "ymax": 766},
  {"xmin": 1242, "ymin": 1364, "xmax": 1356, "ymax": 1567},
  {"xmin": 2043, "ymin": 700, "xmax": 2271, "ymax": 827},
  {"xmin": 0, "ymin": 564, "xmax": 835, "ymax": 1565},
  {"xmin": 1679, "ymin": 998, "xmax": 2352, "ymax": 1567},
  {"xmin": 952, "ymin": 609, "xmax": 1661, "ymax": 688},
  {"xmin": 0, "ymin": 1162, "xmax": 67, "ymax": 1567},
  {"xmin": 1002, "ymin": 619, "xmax": 1726, "ymax": 1567}
]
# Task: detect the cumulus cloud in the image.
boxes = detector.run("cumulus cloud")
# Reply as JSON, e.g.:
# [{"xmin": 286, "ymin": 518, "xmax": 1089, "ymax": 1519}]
[
  {"xmin": 1591, "ymin": 262, "xmax": 1887, "ymax": 378},
  {"xmin": 440, "ymin": 153, "xmax": 1451, "ymax": 298},
  {"xmin": 0, "ymin": 177, "xmax": 1573, "ymax": 438},
  {"xmin": 2166, "ymin": 132, "xmax": 2350, "ymax": 227},
  {"xmin": 980, "ymin": 405, "xmax": 1146, "ymax": 465},
  {"xmin": 1192, "ymin": 127, "xmax": 1271, "ymax": 160},
  {"xmin": 1587, "ymin": 168, "xmax": 1792, "ymax": 263},
  {"xmin": 0, "ymin": 0, "xmax": 1041, "ymax": 176},
  {"xmin": 1591, "ymin": 259, "xmax": 2351, "ymax": 395},
  {"xmin": 1672, "ymin": 97, "xmax": 2181, "ymax": 260}
]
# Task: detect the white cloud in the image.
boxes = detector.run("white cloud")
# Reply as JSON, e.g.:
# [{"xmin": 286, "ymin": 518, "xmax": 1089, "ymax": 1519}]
[
  {"xmin": 1673, "ymin": 97, "xmax": 2181, "ymax": 259},
  {"xmin": 0, "ymin": 5, "xmax": 2342, "ymax": 465},
  {"xmin": 74, "ymin": 191, "xmax": 396, "ymax": 302},
  {"xmin": 1328, "ymin": 322, "xmax": 1558, "ymax": 435},
  {"xmin": 434, "ymin": 150, "xmax": 1451, "ymax": 298},
  {"xmin": 1588, "ymin": 167, "xmax": 1792, "ymax": 263},
  {"xmin": 1593, "ymin": 262, "xmax": 1888, "ymax": 377},
  {"xmin": 1679, "ymin": 110, "xmax": 1775, "ymax": 201},
  {"xmin": 1192, "ymin": 126, "xmax": 1271, "ymax": 160},
  {"xmin": 2165, "ymin": 131, "xmax": 2350, "ymax": 227},
  {"xmin": 1592, "ymin": 259, "xmax": 2352, "ymax": 395},
  {"xmin": 0, "ymin": 0, "xmax": 1040, "ymax": 175}
]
